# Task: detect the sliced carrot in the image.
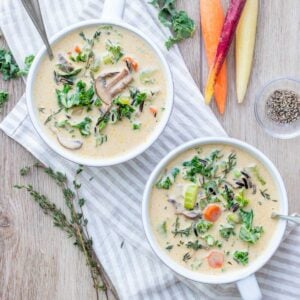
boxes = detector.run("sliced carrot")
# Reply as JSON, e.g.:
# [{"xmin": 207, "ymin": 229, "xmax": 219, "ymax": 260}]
[
  {"xmin": 149, "ymin": 106, "xmax": 157, "ymax": 117},
  {"xmin": 207, "ymin": 251, "xmax": 224, "ymax": 268},
  {"xmin": 204, "ymin": 0, "xmax": 247, "ymax": 104},
  {"xmin": 123, "ymin": 56, "xmax": 138, "ymax": 71},
  {"xmin": 200, "ymin": 0, "xmax": 227, "ymax": 114},
  {"xmin": 74, "ymin": 46, "xmax": 81, "ymax": 53},
  {"xmin": 203, "ymin": 204, "xmax": 222, "ymax": 222},
  {"xmin": 67, "ymin": 51, "xmax": 72, "ymax": 55}
]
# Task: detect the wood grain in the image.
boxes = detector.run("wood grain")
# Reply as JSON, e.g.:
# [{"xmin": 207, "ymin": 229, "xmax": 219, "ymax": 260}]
[{"xmin": 1, "ymin": 0, "xmax": 300, "ymax": 299}]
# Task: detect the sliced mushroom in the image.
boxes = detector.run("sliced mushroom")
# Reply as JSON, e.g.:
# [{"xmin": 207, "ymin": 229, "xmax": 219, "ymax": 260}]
[
  {"xmin": 57, "ymin": 134, "xmax": 83, "ymax": 150},
  {"xmin": 57, "ymin": 53, "xmax": 74, "ymax": 73},
  {"xmin": 106, "ymin": 68, "xmax": 129, "ymax": 90},
  {"xmin": 71, "ymin": 107, "xmax": 84, "ymax": 116},
  {"xmin": 94, "ymin": 76, "xmax": 113, "ymax": 105},
  {"xmin": 94, "ymin": 66, "xmax": 133, "ymax": 111},
  {"xmin": 98, "ymin": 69, "xmax": 120, "ymax": 79},
  {"xmin": 168, "ymin": 199, "xmax": 202, "ymax": 219}
]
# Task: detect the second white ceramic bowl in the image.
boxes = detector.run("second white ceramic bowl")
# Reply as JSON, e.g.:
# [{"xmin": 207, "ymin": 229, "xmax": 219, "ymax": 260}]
[{"xmin": 142, "ymin": 137, "xmax": 288, "ymax": 300}]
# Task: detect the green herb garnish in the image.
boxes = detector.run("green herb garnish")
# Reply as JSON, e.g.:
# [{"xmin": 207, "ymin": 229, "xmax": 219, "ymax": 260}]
[
  {"xmin": 172, "ymin": 217, "xmax": 191, "ymax": 237},
  {"xmin": 251, "ymin": 165, "xmax": 266, "ymax": 185},
  {"xmin": 186, "ymin": 240, "xmax": 203, "ymax": 250},
  {"xmin": 105, "ymin": 40, "xmax": 123, "ymax": 62},
  {"xmin": 56, "ymin": 81, "xmax": 95, "ymax": 109},
  {"xmin": 156, "ymin": 167, "xmax": 180, "ymax": 189},
  {"xmin": 235, "ymin": 189, "xmax": 249, "ymax": 208},
  {"xmin": 149, "ymin": 1, "xmax": 195, "ymax": 50},
  {"xmin": 219, "ymin": 223, "xmax": 235, "ymax": 240},
  {"xmin": 0, "ymin": 90, "xmax": 9, "ymax": 112},
  {"xmin": 195, "ymin": 219, "xmax": 213, "ymax": 234},
  {"xmin": 260, "ymin": 189, "xmax": 271, "ymax": 200},
  {"xmin": 233, "ymin": 250, "xmax": 249, "ymax": 265}
]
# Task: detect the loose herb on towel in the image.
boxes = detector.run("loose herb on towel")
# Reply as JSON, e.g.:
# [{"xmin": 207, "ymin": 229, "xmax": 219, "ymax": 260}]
[
  {"xmin": 14, "ymin": 164, "xmax": 119, "ymax": 300},
  {"xmin": 149, "ymin": 0, "xmax": 195, "ymax": 49}
]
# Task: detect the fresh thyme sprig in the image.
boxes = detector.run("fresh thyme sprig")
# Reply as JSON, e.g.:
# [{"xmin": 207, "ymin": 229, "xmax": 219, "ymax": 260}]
[{"xmin": 15, "ymin": 163, "xmax": 119, "ymax": 300}]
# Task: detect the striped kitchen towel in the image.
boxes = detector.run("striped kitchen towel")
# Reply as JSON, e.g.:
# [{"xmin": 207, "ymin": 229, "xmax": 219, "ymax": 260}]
[{"xmin": 0, "ymin": 0, "xmax": 299, "ymax": 299}]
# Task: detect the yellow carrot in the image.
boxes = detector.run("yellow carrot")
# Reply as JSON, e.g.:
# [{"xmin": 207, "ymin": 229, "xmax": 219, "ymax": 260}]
[{"xmin": 236, "ymin": 0, "xmax": 259, "ymax": 103}]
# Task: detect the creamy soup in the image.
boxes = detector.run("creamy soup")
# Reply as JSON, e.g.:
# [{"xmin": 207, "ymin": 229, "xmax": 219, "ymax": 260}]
[
  {"xmin": 33, "ymin": 25, "xmax": 167, "ymax": 159},
  {"xmin": 150, "ymin": 144, "xmax": 280, "ymax": 275}
]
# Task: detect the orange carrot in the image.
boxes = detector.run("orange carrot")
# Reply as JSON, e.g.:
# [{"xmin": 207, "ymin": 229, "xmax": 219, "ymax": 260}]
[
  {"xmin": 207, "ymin": 251, "xmax": 224, "ymax": 268},
  {"xmin": 74, "ymin": 46, "xmax": 81, "ymax": 53},
  {"xmin": 200, "ymin": 0, "xmax": 227, "ymax": 114},
  {"xmin": 204, "ymin": 0, "xmax": 246, "ymax": 104},
  {"xmin": 203, "ymin": 204, "xmax": 222, "ymax": 222},
  {"xmin": 149, "ymin": 106, "xmax": 157, "ymax": 116},
  {"xmin": 123, "ymin": 56, "xmax": 138, "ymax": 71}
]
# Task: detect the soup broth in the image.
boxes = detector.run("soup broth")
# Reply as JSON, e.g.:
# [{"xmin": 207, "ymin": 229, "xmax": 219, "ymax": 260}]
[
  {"xmin": 150, "ymin": 144, "xmax": 280, "ymax": 275},
  {"xmin": 33, "ymin": 25, "xmax": 167, "ymax": 159}
]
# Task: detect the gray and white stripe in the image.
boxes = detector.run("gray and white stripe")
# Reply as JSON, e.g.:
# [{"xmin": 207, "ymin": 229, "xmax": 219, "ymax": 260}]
[{"xmin": 0, "ymin": 0, "xmax": 299, "ymax": 299}]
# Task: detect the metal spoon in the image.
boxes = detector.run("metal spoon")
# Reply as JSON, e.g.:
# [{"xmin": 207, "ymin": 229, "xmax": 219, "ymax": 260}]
[
  {"xmin": 20, "ymin": 0, "xmax": 53, "ymax": 59},
  {"xmin": 271, "ymin": 212, "xmax": 300, "ymax": 225}
]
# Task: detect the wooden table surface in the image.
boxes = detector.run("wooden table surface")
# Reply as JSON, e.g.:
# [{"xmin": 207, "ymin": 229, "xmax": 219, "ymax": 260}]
[{"xmin": 1, "ymin": 0, "xmax": 299, "ymax": 299}]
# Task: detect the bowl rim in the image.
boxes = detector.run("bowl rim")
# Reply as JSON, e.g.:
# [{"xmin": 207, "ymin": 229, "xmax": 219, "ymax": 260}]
[
  {"xmin": 26, "ymin": 18, "xmax": 174, "ymax": 167},
  {"xmin": 142, "ymin": 137, "xmax": 288, "ymax": 284},
  {"xmin": 254, "ymin": 76, "xmax": 300, "ymax": 139}
]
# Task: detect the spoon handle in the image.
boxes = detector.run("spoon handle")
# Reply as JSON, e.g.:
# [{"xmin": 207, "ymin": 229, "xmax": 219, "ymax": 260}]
[
  {"xmin": 277, "ymin": 214, "xmax": 300, "ymax": 225},
  {"xmin": 20, "ymin": 0, "xmax": 53, "ymax": 60}
]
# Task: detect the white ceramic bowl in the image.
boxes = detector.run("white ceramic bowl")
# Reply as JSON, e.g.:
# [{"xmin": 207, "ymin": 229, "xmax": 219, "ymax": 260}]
[
  {"xmin": 142, "ymin": 137, "xmax": 288, "ymax": 300},
  {"xmin": 26, "ymin": 0, "xmax": 173, "ymax": 167}
]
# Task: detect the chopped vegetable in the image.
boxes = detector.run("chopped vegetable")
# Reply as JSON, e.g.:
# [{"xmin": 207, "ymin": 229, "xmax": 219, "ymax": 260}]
[
  {"xmin": 207, "ymin": 251, "xmax": 224, "ymax": 268},
  {"xmin": 149, "ymin": 105, "xmax": 158, "ymax": 116},
  {"xmin": 226, "ymin": 213, "xmax": 241, "ymax": 224},
  {"xmin": 132, "ymin": 123, "xmax": 141, "ymax": 130},
  {"xmin": 219, "ymin": 223, "xmax": 235, "ymax": 240},
  {"xmin": 56, "ymin": 81, "xmax": 95, "ymax": 109},
  {"xmin": 158, "ymin": 221, "xmax": 168, "ymax": 235},
  {"xmin": 239, "ymin": 208, "xmax": 263, "ymax": 244},
  {"xmin": 156, "ymin": 167, "xmax": 180, "ymax": 190},
  {"xmin": 233, "ymin": 250, "xmax": 248, "ymax": 265},
  {"xmin": 186, "ymin": 240, "xmax": 203, "ymax": 250},
  {"xmin": 139, "ymin": 69, "xmax": 156, "ymax": 84},
  {"xmin": 200, "ymin": 0, "xmax": 227, "ymax": 114},
  {"xmin": 204, "ymin": 0, "xmax": 247, "ymax": 104},
  {"xmin": 54, "ymin": 68, "xmax": 82, "ymax": 85},
  {"xmin": 203, "ymin": 204, "xmax": 222, "ymax": 222},
  {"xmin": 172, "ymin": 217, "xmax": 192, "ymax": 237},
  {"xmin": 235, "ymin": 189, "xmax": 249, "ymax": 207},
  {"xmin": 195, "ymin": 219, "xmax": 213, "ymax": 234},
  {"xmin": 236, "ymin": 0, "xmax": 258, "ymax": 103},
  {"xmin": 105, "ymin": 40, "xmax": 123, "ymax": 62},
  {"xmin": 149, "ymin": 0, "xmax": 195, "ymax": 49},
  {"xmin": 203, "ymin": 235, "xmax": 222, "ymax": 248},
  {"xmin": 123, "ymin": 56, "xmax": 138, "ymax": 71},
  {"xmin": 183, "ymin": 184, "xmax": 199, "ymax": 210},
  {"xmin": 74, "ymin": 46, "xmax": 81, "ymax": 53},
  {"xmin": 250, "ymin": 165, "xmax": 266, "ymax": 186},
  {"xmin": 239, "ymin": 224, "xmax": 263, "ymax": 244},
  {"xmin": 71, "ymin": 117, "xmax": 92, "ymax": 136},
  {"xmin": 239, "ymin": 208, "xmax": 253, "ymax": 228}
]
